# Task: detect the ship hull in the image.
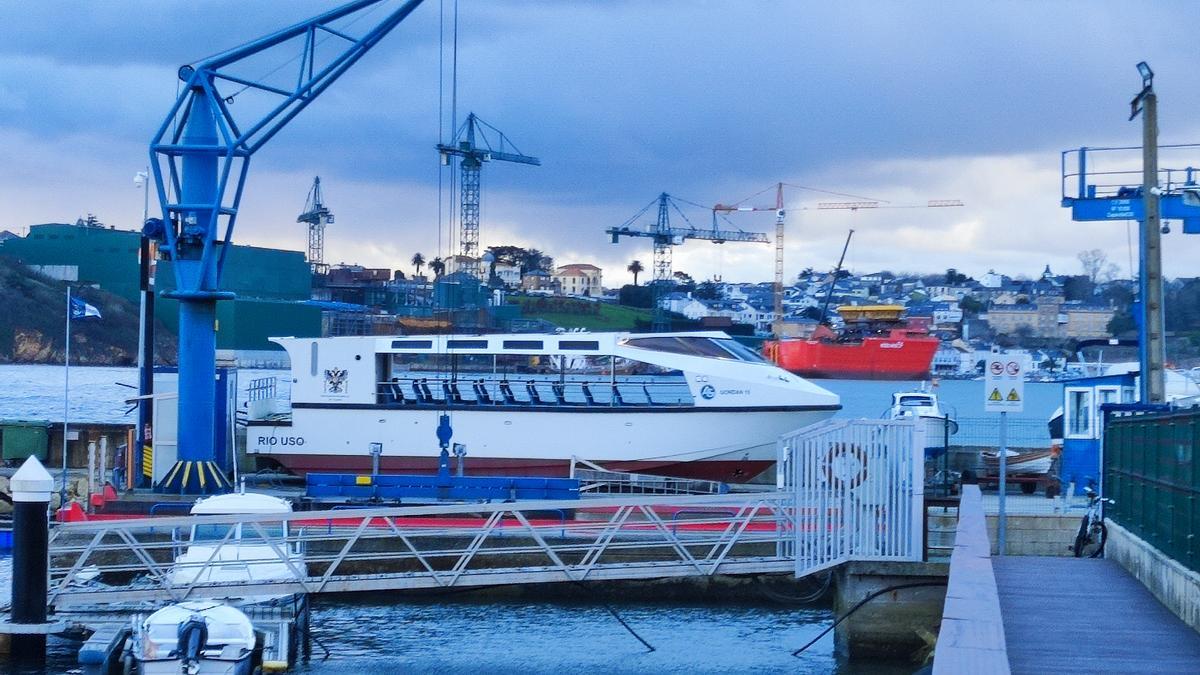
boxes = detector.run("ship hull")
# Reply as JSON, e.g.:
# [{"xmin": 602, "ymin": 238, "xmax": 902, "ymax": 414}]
[
  {"xmin": 766, "ymin": 336, "xmax": 939, "ymax": 380},
  {"xmin": 247, "ymin": 405, "xmax": 835, "ymax": 484}
]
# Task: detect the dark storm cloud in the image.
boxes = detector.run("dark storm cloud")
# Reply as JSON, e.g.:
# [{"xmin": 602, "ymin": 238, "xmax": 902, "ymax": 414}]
[{"xmin": 4, "ymin": 1, "xmax": 1200, "ymax": 280}]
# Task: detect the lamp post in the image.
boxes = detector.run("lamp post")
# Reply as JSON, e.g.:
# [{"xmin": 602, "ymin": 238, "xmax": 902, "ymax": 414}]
[
  {"xmin": 133, "ymin": 170, "xmax": 154, "ymax": 488},
  {"xmin": 1130, "ymin": 61, "xmax": 1166, "ymax": 404}
]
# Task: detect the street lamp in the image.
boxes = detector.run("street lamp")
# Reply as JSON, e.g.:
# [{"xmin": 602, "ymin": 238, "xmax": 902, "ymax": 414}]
[
  {"xmin": 1129, "ymin": 61, "xmax": 1166, "ymax": 404},
  {"xmin": 132, "ymin": 168, "xmax": 154, "ymax": 489},
  {"xmin": 1137, "ymin": 61, "xmax": 1154, "ymax": 87}
]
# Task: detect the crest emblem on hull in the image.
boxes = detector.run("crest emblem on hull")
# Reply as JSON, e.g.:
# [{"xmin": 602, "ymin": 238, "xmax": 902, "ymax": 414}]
[{"xmin": 324, "ymin": 367, "xmax": 348, "ymax": 394}]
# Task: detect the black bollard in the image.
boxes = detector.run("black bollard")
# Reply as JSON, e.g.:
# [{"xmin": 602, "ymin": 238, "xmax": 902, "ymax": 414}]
[{"xmin": 10, "ymin": 455, "xmax": 53, "ymax": 661}]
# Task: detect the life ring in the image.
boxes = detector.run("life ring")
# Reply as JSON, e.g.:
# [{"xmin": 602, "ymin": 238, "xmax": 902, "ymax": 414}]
[{"xmin": 824, "ymin": 443, "xmax": 868, "ymax": 489}]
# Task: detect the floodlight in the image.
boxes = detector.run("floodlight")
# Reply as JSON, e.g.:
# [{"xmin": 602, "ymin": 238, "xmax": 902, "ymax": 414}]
[{"xmin": 1137, "ymin": 61, "xmax": 1153, "ymax": 87}]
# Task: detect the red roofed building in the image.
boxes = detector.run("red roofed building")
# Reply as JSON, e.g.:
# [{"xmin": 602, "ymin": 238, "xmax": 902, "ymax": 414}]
[{"xmin": 553, "ymin": 263, "xmax": 603, "ymax": 297}]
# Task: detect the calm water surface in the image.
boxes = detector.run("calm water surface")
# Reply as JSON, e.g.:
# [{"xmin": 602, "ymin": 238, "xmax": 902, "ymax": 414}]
[{"xmin": 0, "ymin": 555, "xmax": 913, "ymax": 674}]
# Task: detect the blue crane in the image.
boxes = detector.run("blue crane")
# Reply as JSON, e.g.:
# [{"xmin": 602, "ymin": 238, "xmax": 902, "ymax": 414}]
[
  {"xmin": 607, "ymin": 193, "xmax": 769, "ymax": 331},
  {"xmin": 141, "ymin": 0, "xmax": 427, "ymax": 493},
  {"xmin": 437, "ymin": 113, "xmax": 540, "ymax": 278}
]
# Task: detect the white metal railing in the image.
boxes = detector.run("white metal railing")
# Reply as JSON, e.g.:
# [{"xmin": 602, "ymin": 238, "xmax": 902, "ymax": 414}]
[
  {"xmin": 46, "ymin": 493, "xmax": 794, "ymax": 608},
  {"xmin": 46, "ymin": 420, "xmax": 922, "ymax": 607},
  {"xmin": 778, "ymin": 418, "xmax": 925, "ymax": 576},
  {"xmin": 571, "ymin": 467, "xmax": 728, "ymax": 496}
]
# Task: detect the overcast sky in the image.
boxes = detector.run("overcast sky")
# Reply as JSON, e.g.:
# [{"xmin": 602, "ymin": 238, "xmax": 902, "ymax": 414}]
[{"xmin": 4, "ymin": 0, "xmax": 1200, "ymax": 285}]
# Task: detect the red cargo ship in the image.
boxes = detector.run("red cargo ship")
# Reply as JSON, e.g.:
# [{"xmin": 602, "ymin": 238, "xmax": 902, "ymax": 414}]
[{"xmin": 763, "ymin": 305, "xmax": 939, "ymax": 380}]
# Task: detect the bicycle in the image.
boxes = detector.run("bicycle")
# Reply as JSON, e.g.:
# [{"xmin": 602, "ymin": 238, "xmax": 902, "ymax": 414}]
[{"xmin": 1072, "ymin": 484, "xmax": 1112, "ymax": 558}]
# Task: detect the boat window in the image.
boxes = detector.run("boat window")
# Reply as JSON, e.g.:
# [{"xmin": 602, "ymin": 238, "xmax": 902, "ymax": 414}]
[
  {"xmin": 613, "ymin": 356, "xmax": 683, "ymax": 377},
  {"xmin": 559, "ymin": 340, "xmax": 599, "ymax": 351},
  {"xmin": 391, "ymin": 340, "xmax": 433, "ymax": 350},
  {"xmin": 191, "ymin": 523, "xmax": 237, "ymax": 542},
  {"xmin": 625, "ymin": 336, "xmax": 729, "ymax": 358},
  {"xmin": 248, "ymin": 523, "xmax": 287, "ymax": 539},
  {"xmin": 309, "ymin": 341, "xmax": 318, "ymax": 377},
  {"xmin": 897, "ymin": 395, "xmax": 933, "ymax": 407},
  {"xmin": 502, "ymin": 340, "xmax": 543, "ymax": 350},
  {"xmin": 713, "ymin": 338, "xmax": 769, "ymax": 363},
  {"xmin": 390, "ymin": 353, "xmax": 446, "ymax": 374},
  {"xmin": 455, "ymin": 354, "xmax": 495, "ymax": 373},
  {"xmin": 1066, "ymin": 387, "xmax": 1093, "ymax": 438},
  {"xmin": 624, "ymin": 336, "xmax": 766, "ymax": 362},
  {"xmin": 497, "ymin": 354, "xmax": 557, "ymax": 376},
  {"xmin": 559, "ymin": 355, "xmax": 611, "ymax": 378},
  {"xmin": 447, "ymin": 339, "xmax": 488, "ymax": 350}
]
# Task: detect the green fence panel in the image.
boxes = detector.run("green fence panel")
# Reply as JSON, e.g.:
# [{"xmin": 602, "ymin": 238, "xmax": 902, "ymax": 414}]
[{"xmin": 1105, "ymin": 409, "xmax": 1200, "ymax": 573}]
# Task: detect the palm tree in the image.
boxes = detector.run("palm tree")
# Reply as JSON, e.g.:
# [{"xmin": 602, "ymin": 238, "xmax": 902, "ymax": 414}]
[
  {"xmin": 411, "ymin": 252, "xmax": 425, "ymax": 277},
  {"xmin": 429, "ymin": 257, "xmax": 445, "ymax": 278},
  {"xmin": 627, "ymin": 260, "xmax": 644, "ymax": 286}
]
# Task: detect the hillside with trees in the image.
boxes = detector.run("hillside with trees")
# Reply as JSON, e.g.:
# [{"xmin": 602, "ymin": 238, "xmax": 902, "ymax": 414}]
[{"xmin": 0, "ymin": 256, "xmax": 176, "ymax": 365}]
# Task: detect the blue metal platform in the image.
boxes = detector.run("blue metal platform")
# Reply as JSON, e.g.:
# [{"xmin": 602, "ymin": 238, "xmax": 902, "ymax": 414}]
[{"xmin": 305, "ymin": 472, "xmax": 580, "ymax": 502}]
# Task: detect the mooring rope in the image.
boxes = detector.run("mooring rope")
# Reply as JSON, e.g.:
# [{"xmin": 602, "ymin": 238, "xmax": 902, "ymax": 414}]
[{"xmin": 791, "ymin": 580, "xmax": 947, "ymax": 658}]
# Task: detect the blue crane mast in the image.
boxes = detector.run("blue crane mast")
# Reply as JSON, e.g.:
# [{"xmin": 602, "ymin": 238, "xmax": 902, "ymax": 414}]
[
  {"xmin": 608, "ymin": 193, "xmax": 769, "ymax": 331},
  {"xmin": 437, "ymin": 113, "xmax": 540, "ymax": 278},
  {"xmin": 142, "ymin": 0, "xmax": 427, "ymax": 493}
]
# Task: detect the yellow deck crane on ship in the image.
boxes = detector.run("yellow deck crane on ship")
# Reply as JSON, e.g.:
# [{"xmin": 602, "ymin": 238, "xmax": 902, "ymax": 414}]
[{"xmin": 714, "ymin": 183, "xmax": 963, "ymax": 337}]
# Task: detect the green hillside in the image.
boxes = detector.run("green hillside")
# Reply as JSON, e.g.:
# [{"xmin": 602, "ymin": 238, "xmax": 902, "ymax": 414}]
[{"xmin": 512, "ymin": 295, "xmax": 654, "ymax": 331}]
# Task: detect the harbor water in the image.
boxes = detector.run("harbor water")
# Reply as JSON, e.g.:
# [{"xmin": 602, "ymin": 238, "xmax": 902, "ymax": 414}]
[
  {"xmin": 0, "ymin": 555, "xmax": 911, "ymax": 675},
  {"xmin": 0, "ymin": 364, "xmax": 1062, "ymax": 673}
]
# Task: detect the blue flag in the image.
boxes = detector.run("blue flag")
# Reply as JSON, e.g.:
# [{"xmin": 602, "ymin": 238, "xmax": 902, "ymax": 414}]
[{"xmin": 69, "ymin": 295, "xmax": 101, "ymax": 320}]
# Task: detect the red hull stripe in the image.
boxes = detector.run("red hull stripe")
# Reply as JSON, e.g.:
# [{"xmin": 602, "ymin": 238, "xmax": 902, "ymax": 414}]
[{"xmin": 264, "ymin": 454, "xmax": 775, "ymax": 485}]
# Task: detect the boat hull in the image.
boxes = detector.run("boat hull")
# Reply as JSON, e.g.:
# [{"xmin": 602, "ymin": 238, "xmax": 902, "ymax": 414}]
[
  {"xmin": 247, "ymin": 405, "xmax": 835, "ymax": 483},
  {"xmin": 766, "ymin": 336, "xmax": 939, "ymax": 380},
  {"xmin": 138, "ymin": 656, "xmax": 252, "ymax": 675}
]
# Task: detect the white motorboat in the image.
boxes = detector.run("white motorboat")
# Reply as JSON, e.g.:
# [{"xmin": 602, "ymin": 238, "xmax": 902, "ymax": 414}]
[
  {"xmin": 245, "ymin": 331, "xmax": 841, "ymax": 483},
  {"xmin": 170, "ymin": 492, "xmax": 304, "ymax": 602},
  {"xmin": 129, "ymin": 601, "xmax": 256, "ymax": 675},
  {"xmin": 887, "ymin": 388, "xmax": 957, "ymax": 457}
]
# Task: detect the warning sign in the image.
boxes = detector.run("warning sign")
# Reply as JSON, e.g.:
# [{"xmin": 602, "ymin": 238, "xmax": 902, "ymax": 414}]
[{"xmin": 984, "ymin": 353, "xmax": 1027, "ymax": 413}]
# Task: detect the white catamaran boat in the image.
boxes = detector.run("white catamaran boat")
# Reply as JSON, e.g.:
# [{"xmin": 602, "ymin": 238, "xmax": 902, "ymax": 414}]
[{"xmin": 246, "ymin": 332, "xmax": 840, "ymax": 483}]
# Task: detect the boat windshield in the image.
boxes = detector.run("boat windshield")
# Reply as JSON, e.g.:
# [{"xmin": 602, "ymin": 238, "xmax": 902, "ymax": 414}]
[
  {"xmin": 623, "ymin": 336, "xmax": 768, "ymax": 364},
  {"xmin": 896, "ymin": 395, "xmax": 935, "ymax": 408},
  {"xmin": 190, "ymin": 523, "xmax": 288, "ymax": 542}
]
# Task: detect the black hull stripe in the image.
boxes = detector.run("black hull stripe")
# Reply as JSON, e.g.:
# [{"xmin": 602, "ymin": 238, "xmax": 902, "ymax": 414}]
[{"xmin": 265, "ymin": 402, "xmax": 840, "ymax": 417}]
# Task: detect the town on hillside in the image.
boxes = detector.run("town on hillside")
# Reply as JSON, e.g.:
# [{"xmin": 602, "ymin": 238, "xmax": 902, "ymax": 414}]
[{"xmin": 0, "ymin": 217, "xmax": 1186, "ymax": 377}]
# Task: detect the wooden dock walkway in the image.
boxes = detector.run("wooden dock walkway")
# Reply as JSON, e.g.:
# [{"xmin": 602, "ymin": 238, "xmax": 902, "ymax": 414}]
[{"xmin": 994, "ymin": 556, "xmax": 1200, "ymax": 674}]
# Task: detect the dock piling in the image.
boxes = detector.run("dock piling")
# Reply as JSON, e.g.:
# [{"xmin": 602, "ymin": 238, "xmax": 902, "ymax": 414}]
[{"xmin": 9, "ymin": 456, "xmax": 53, "ymax": 660}]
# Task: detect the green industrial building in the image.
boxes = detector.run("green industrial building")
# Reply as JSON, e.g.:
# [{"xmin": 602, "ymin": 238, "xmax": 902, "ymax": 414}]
[{"xmin": 0, "ymin": 221, "xmax": 321, "ymax": 354}]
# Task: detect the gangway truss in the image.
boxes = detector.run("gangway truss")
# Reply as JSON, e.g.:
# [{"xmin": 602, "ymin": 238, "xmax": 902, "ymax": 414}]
[{"xmin": 46, "ymin": 419, "xmax": 924, "ymax": 608}]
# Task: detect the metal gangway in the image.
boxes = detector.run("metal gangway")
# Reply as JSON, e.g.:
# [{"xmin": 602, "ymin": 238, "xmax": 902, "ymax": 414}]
[
  {"xmin": 46, "ymin": 419, "xmax": 924, "ymax": 608},
  {"xmin": 569, "ymin": 457, "xmax": 730, "ymax": 496}
]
